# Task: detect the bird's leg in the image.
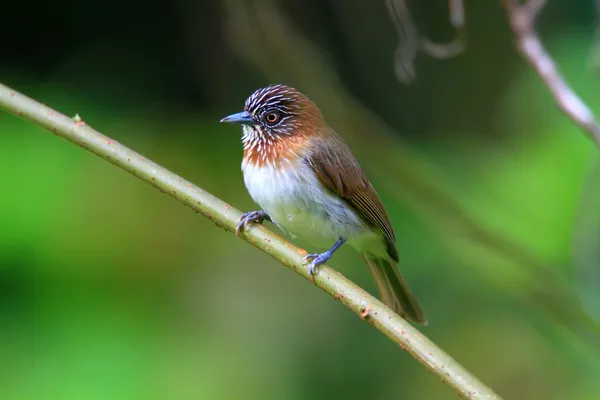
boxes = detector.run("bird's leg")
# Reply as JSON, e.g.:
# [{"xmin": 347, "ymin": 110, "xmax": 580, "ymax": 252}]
[
  {"xmin": 303, "ymin": 238, "xmax": 346, "ymax": 275},
  {"xmin": 236, "ymin": 210, "xmax": 271, "ymax": 236}
]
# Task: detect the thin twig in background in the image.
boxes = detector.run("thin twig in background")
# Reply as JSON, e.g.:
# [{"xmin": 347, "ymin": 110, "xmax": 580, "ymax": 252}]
[
  {"xmin": 385, "ymin": 0, "xmax": 467, "ymax": 84},
  {"xmin": 385, "ymin": 0, "xmax": 420, "ymax": 83},
  {"xmin": 421, "ymin": 0, "xmax": 467, "ymax": 59},
  {"xmin": 449, "ymin": 0, "xmax": 465, "ymax": 28},
  {"xmin": 0, "ymin": 82, "xmax": 502, "ymax": 400},
  {"xmin": 504, "ymin": 0, "xmax": 600, "ymax": 147}
]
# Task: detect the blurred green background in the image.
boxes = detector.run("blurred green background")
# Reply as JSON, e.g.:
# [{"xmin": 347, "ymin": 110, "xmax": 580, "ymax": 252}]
[{"xmin": 2, "ymin": 0, "xmax": 600, "ymax": 399}]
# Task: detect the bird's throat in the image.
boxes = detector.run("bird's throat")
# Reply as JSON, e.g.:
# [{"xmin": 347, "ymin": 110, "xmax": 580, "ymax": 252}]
[{"xmin": 242, "ymin": 125, "xmax": 309, "ymax": 168}]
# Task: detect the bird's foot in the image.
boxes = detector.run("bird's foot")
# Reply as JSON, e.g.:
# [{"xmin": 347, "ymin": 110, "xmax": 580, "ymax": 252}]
[
  {"xmin": 303, "ymin": 251, "xmax": 333, "ymax": 276},
  {"xmin": 235, "ymin": 210, "xmax": 270, "ymax": 236},
  {"xmin": 302, "ymin": 238, "xmax": 346, "ymax": 276}
]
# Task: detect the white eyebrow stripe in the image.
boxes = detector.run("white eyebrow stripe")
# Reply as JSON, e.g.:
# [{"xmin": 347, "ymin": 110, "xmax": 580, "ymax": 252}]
[
  {"xmin": 244, "ymin": 85, "xmax": 305, "ymax": 123},
  {"xmin": 254, "ymin": 89, "xmax": 271, "ymax": 106}
]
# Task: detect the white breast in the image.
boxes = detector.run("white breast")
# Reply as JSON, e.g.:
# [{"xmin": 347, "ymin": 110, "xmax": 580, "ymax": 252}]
[{"xmin": 241, "ymin": 158, "xmax": 369, "ymax": 248}]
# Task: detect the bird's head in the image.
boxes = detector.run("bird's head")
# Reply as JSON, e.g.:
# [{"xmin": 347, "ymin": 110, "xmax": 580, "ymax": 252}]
[
  {"xmin": 221, "ymin": 84, "xmax": 324, "ymax": 141},
  {"xmin": 221, "ymin": 84, "xmax": 326, "ymax": 167}
]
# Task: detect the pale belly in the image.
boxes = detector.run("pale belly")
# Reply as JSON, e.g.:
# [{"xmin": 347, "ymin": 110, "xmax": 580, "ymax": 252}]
[{"xmin": 242, "ymin": 160, "xmax": 385, "ymax": 253}]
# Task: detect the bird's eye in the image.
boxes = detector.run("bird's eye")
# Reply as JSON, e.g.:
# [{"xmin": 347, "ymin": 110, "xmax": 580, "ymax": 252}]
[{"xmin": 265, "ymin": 112, "xmax": 280, "ymax": 125}]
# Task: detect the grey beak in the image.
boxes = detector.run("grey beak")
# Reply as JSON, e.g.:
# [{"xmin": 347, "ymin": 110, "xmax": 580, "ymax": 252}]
[{"xmin": 220, "ymin": 111, "xmax": 254, "ymax": 125}]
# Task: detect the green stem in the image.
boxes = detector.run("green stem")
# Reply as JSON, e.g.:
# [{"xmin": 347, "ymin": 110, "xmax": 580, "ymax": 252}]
[{"xmin": 0, "ymin": 82, "xmax": 502, "ymax": 400}]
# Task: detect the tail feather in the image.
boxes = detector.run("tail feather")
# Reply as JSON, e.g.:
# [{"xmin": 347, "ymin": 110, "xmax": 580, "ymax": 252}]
[{"xmin": 362, "ymin": 254, "xmax": 427, "ymax": 325}]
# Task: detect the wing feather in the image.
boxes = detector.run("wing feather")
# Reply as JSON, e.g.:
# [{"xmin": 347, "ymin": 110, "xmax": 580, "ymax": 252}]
[{"xmin": 306, "ymin": 132, "xmax": 399, "ymax": 261}]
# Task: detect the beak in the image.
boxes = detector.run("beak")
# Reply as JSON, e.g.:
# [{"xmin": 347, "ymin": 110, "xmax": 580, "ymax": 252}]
[{"xmin": 220, "ymin": 111, "xmax": 254, "ymax": 125}]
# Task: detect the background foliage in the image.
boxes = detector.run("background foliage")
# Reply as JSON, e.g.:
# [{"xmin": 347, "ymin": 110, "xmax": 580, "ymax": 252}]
[{"xmin": 1, "ymin": 0, "xmax": 599, "ymax": 399}]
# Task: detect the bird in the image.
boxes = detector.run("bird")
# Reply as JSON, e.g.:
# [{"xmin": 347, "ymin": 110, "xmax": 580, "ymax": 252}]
[{"xmin": 220, "ymin": 84, "xmax": 427, "ymax": 324}]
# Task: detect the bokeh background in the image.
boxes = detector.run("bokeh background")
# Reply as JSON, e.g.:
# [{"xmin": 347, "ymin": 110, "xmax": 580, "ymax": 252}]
[{"xmin": 2, "ymin": 0, "xmax": 600, "ymax": 399}]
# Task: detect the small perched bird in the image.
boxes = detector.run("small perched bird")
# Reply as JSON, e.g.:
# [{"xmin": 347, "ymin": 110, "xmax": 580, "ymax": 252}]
[{"xmin": 220, "ymin": 84, "xmax": 426, "ymax": 324}]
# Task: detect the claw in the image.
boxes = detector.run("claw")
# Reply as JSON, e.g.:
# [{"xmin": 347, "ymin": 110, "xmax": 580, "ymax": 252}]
[
  {"xmin": 303, "ymin": 252, "xmax": 332, "ymax": 276},
  {"xmin": 235, "ymin": 210, "xmax": 270, "ymax": 236}
]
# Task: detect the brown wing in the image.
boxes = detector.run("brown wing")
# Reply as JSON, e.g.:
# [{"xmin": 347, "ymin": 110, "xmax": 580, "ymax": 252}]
[{"xmin": 306, "ymin": 132, "xmax": 399, "ymax": 262}]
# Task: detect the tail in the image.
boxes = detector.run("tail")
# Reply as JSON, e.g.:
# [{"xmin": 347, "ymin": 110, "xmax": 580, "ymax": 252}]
[{"xmin": 361, "ymin": 254, "xmax": 427, "ymax": 325}]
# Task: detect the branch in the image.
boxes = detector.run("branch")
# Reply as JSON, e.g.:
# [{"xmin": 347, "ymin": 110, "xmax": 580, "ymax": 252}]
[
  {"xmin": 504, "ymin": 0, "xmax": 600, "ymax": 147},
  {"xmin": 0, "ymin": 82, "xmax": 502, "ymax": 399}
]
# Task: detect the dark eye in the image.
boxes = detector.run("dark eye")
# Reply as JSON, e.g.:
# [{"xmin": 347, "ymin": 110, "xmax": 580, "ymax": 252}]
[{"xmin": 264, "ymin": 112, "xmax": 280, "ymax": 125}]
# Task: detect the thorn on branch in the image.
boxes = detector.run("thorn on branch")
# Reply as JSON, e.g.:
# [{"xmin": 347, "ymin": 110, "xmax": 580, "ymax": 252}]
[
  {"xmin": 361, "ymin": 307, "xmax": 371, "ymax": 319},
  {"xmin": 72, "ymin": 113, "xmax": 86, "ymax": 127}
]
